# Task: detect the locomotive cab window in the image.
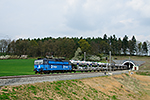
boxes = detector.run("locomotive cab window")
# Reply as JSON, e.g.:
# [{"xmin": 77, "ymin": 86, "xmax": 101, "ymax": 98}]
[
  {"xmin": 44, "ymin": 60, "xmax": 48, "ymax": 64},
  {"xmin": 34, "ymin": 60, "xmax": 43, "ymax": 65}
]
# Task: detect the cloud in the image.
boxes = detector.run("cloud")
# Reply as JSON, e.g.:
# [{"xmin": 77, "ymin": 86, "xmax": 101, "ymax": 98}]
[
  {"xmin": 136, "ymin": 35, "xmax": 150, "ymax": 42},
  {"xmin": 120, "ymin": 19, "xmax": 133, "ymax": 25},
  {"xmin": 127, "ymin": 0, "xmax": 150, "ymax": 17},
  {"xmin": 65, "ymin": 0, "xmax": 125, "ymax": 31},
  {"xmin": 0, "ymin": 0, "xmax": 150, "ymax": 42}
]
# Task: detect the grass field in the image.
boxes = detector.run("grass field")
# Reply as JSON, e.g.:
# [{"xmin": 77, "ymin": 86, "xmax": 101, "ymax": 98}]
[{"xmin": 0, "ymin": 59, "xmax": 35, "ymax": 76}]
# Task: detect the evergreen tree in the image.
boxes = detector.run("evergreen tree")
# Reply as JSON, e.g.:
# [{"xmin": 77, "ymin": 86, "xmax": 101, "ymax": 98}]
[
  {"xmin": 90, "ymin": 41, "xmax": 99, "ymax": 55},
  {"xmin": 138, "ymin": 42, "xmax": 142, "ymax": 55},
  {"xmin": 132, "ymin": 36, "xmax": 137, "ymax": 53},
  {"xmin": 99, "ymin": 40, "xmax": 109, "ymax": 54},
  {"xmin": 122, "ymin": 35, "xmax": 128, "ymax": 55},
  {"xmin": 103, "ymin": 34, "xmax": 107, "ymax": 41},
  {"xmin": 117, "ymin": 38, "xmax": 122, "ymax": 55},
  {"xmin": 142, "ymin": 42, "xmax": 148, "ymax": 55},
  {"xmin": 128, "ymin": 36, "xmax": 136, "ymax": 55}
]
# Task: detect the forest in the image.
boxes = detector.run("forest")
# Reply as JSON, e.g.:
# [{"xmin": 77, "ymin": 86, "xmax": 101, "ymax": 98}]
[{"xmin": 0, "ymin": 34, "xmax": 149, "ymax": 59}]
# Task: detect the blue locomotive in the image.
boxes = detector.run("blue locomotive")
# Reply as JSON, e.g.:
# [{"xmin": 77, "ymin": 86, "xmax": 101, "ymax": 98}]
[{"xmin": 34, "ymin": 58, "xmax": 73, "ymax": 74}]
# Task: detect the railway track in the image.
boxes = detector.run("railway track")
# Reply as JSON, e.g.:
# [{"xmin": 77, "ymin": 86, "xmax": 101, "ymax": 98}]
[
  {"xmin": 0, "ymin": 71, "xmax": 105, "ymax": 79},
  {"xmin": 0, "ymin": 70, "xmax": 129, "ymax": 87},
  {"xmin": 0, "ymin": 68, "xmax": 127, "ymax": 79}
]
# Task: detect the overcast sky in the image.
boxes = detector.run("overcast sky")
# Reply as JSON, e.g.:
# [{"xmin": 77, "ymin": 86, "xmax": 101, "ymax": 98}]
[{"xmin": 0, "ymin": 0, "xmax": 150, "ymax": 42}]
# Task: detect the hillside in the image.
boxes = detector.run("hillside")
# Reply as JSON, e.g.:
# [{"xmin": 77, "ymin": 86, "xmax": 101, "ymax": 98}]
[
  {"xmin": 112, "ymin": 56, "xmax": 150, "ymax": 70},
  {"xmin": 0, "ymin": 72, "xmax": 150, "ymax": 100}
]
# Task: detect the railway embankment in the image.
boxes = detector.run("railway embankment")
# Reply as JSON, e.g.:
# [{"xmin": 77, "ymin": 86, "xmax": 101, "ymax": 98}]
[
  {"xmin": 0, "ymin": 70, "xmax": 128, "ymax": 86},
  {"xmin": 0, "ymin": 71, "xmax": 150, "ymax": 99}
]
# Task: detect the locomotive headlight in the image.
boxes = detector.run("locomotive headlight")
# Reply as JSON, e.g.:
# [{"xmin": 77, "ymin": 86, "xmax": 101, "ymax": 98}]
[{"xmin": 38, "ymin": 65, "xmax": 40, "ymax": 69}]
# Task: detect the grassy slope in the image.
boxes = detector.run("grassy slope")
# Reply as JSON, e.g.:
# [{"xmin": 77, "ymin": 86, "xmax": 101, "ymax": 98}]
[
  {"xmin": 0, "ymin": 73, "xmax": 150, "ymax": 100},
  {"xmin": 0, "ymin": 59, "xmax": 35, "ymax": 76}
]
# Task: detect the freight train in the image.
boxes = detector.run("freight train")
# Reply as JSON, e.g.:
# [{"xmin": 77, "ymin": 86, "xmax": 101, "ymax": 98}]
[{"xmin": 33, "ymin": 58, "xmax": 128, "ymax": 74}]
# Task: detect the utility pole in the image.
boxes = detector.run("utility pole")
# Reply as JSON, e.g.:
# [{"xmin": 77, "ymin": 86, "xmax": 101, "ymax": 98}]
[
  {"xmin": 84, "ymin": 52, "xmax": 86, "ymax": 61},
  {"xmin": 106, "ymin": 57, "xmax": 108, "ymax": 72},
  {"xmin": 129, "ymin": 57, "xmax": 130, "ymax": 70},
  {"xmin": 109, "ymin": 51, "xmax": 111, "ymax": 72},
  {"xmin": 109, "ymin": 39, "xmax": 111, "ymax": 73}
]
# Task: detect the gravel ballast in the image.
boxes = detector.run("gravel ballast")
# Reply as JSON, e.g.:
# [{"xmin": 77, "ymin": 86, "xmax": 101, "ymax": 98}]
[{"xmin": 0, "ymin": 70, "xmax": 129, "ymax": 86}]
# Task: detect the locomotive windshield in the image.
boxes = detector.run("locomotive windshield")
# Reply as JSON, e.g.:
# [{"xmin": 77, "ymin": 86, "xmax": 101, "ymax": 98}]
[{"xmin": 34, "ymin": 60, "xmax": 43, "ymax": 65}]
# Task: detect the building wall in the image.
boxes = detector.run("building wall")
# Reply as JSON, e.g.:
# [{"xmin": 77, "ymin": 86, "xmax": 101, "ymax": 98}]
[{"xmin": 132, "ymin": 66, "xmax": 139, "ymax": 70}]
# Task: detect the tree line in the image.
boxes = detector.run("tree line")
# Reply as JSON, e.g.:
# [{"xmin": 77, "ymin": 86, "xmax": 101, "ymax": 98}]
[{"xmin": 0, "ymin": 34, "xmax": 149, "ymax": 59}]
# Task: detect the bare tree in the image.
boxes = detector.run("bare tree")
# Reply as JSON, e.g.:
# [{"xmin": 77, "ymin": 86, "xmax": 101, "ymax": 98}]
[
  {"xmin": 146, "ymin": 40, "xmax": 150, "ymax": 56},
  {"xmin": 0, "ymin": 39, "xmax": 11, "ymax": 55},
  {"xmin": 0, "ymin": 41, "xmax": 2, "ymax": 55}
]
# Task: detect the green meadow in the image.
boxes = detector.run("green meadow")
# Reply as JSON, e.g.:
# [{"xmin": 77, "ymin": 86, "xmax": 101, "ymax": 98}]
[{"xmin": 0, "ymin": 59, "xmax": 35, "ymax": 76}]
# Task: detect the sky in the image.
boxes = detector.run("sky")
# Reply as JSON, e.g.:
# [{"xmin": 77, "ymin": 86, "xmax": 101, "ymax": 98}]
[{"xmin": 0, "ymin": 0, "xmax": 150, "ymax": 42}]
